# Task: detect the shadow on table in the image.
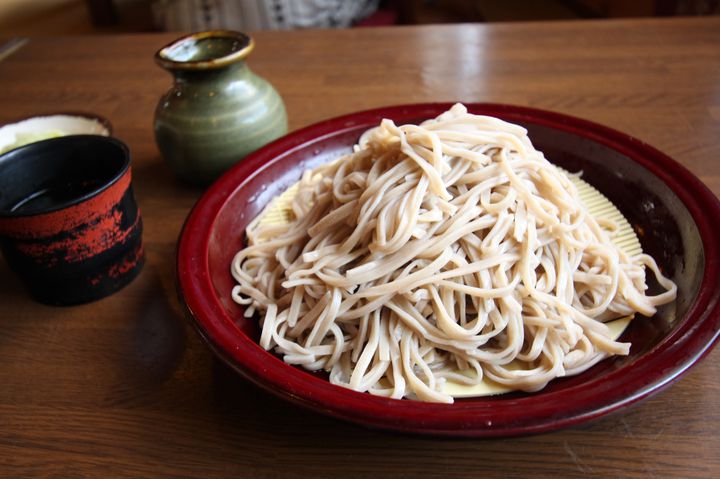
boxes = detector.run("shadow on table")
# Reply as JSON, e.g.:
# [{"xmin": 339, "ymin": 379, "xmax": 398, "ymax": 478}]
[{"xmin": 203, "ymin": 350, "xmax": 708, "ymax": 477}]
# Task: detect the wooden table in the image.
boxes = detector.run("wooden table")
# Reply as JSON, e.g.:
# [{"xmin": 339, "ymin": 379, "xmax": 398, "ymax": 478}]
[{"xmin": 1, "ymin": 17, "xmax": 719, "ymax": 478}]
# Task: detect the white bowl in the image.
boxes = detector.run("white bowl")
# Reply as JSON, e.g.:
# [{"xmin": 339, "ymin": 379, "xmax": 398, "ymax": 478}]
[{"xmin": 0, "ymin": 114, "xmax": 111, "ymax": 154}]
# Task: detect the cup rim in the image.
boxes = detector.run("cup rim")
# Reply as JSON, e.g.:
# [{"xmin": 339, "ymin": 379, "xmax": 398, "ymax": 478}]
[
  {"xmin": 155, "ymin": 30, "xmax": 255, "ymax": 71},
  {"xmin": 0, "ymin": 135, "xmax": 130, "ymax": 218}
]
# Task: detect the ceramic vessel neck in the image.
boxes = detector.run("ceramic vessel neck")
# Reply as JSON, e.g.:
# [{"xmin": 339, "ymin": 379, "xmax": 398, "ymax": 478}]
[{"xmin": 169, "ymin": 61, "xmax": 250, "ymax": 83}]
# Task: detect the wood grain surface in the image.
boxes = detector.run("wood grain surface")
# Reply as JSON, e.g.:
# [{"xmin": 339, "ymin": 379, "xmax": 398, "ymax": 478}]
[{"xmin": 1, "ymin": 17, "xmax": 719, "ymax": 478}]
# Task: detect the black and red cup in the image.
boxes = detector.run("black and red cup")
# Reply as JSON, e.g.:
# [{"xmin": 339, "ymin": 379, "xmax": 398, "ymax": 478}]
[{"xmin": 0, "ymin": 135, "xmax": 144, "ymax": 305}]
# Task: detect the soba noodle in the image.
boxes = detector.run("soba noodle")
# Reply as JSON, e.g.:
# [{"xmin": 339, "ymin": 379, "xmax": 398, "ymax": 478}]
[{"xmin": 230, "ymin": 104, "xmax": 677, "ymax": 403}]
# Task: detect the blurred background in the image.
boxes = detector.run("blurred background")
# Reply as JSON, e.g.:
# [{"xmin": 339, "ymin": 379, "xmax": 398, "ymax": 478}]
[{"xmin": 1, "ymin": 0, "xmax": 719, "ymax": 36}]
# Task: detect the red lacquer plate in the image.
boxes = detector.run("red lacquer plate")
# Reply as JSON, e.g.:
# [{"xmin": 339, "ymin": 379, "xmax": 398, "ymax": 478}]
[{"xmin": 177, "ymin": 103, "xmax": 720, "ymax": 437}]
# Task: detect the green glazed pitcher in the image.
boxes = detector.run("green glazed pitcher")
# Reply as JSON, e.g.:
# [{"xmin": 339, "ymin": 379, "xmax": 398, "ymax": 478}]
[{"xmin": 154, "ymin": 31, "xmax": 288, "ymax": 185}]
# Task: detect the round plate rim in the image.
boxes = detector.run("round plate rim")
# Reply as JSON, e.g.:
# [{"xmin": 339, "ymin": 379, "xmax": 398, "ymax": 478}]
[{"xmin": 177, "ymin": 102, "xmax": 720, "ymax": 437}]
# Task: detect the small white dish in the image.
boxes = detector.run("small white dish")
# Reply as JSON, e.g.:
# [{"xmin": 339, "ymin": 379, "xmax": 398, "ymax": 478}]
[{"xmin": 0, "ymin": 114, "xmax": 112, "ymax": 154}]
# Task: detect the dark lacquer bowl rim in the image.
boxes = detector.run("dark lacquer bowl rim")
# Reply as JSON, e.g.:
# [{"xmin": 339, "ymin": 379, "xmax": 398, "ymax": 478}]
[
  {"xmin": 177, "ymin": 103, "xmax": 720, "ymax": 437},
  {"xmin": 0, "ymin": 134, "xmax": 129, "ymax": 218}
]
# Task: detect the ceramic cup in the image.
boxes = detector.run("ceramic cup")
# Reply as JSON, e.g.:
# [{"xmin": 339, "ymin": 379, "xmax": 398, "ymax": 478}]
[{"xmin": 0, "ymin": 135, "xmax": 144, "ymax": 305}]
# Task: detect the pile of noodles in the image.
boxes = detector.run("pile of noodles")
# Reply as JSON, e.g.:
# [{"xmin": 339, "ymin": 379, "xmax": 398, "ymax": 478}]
[{"xmin": 231, "ymin": 104, "xmax": 676, "ymax": 403}]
